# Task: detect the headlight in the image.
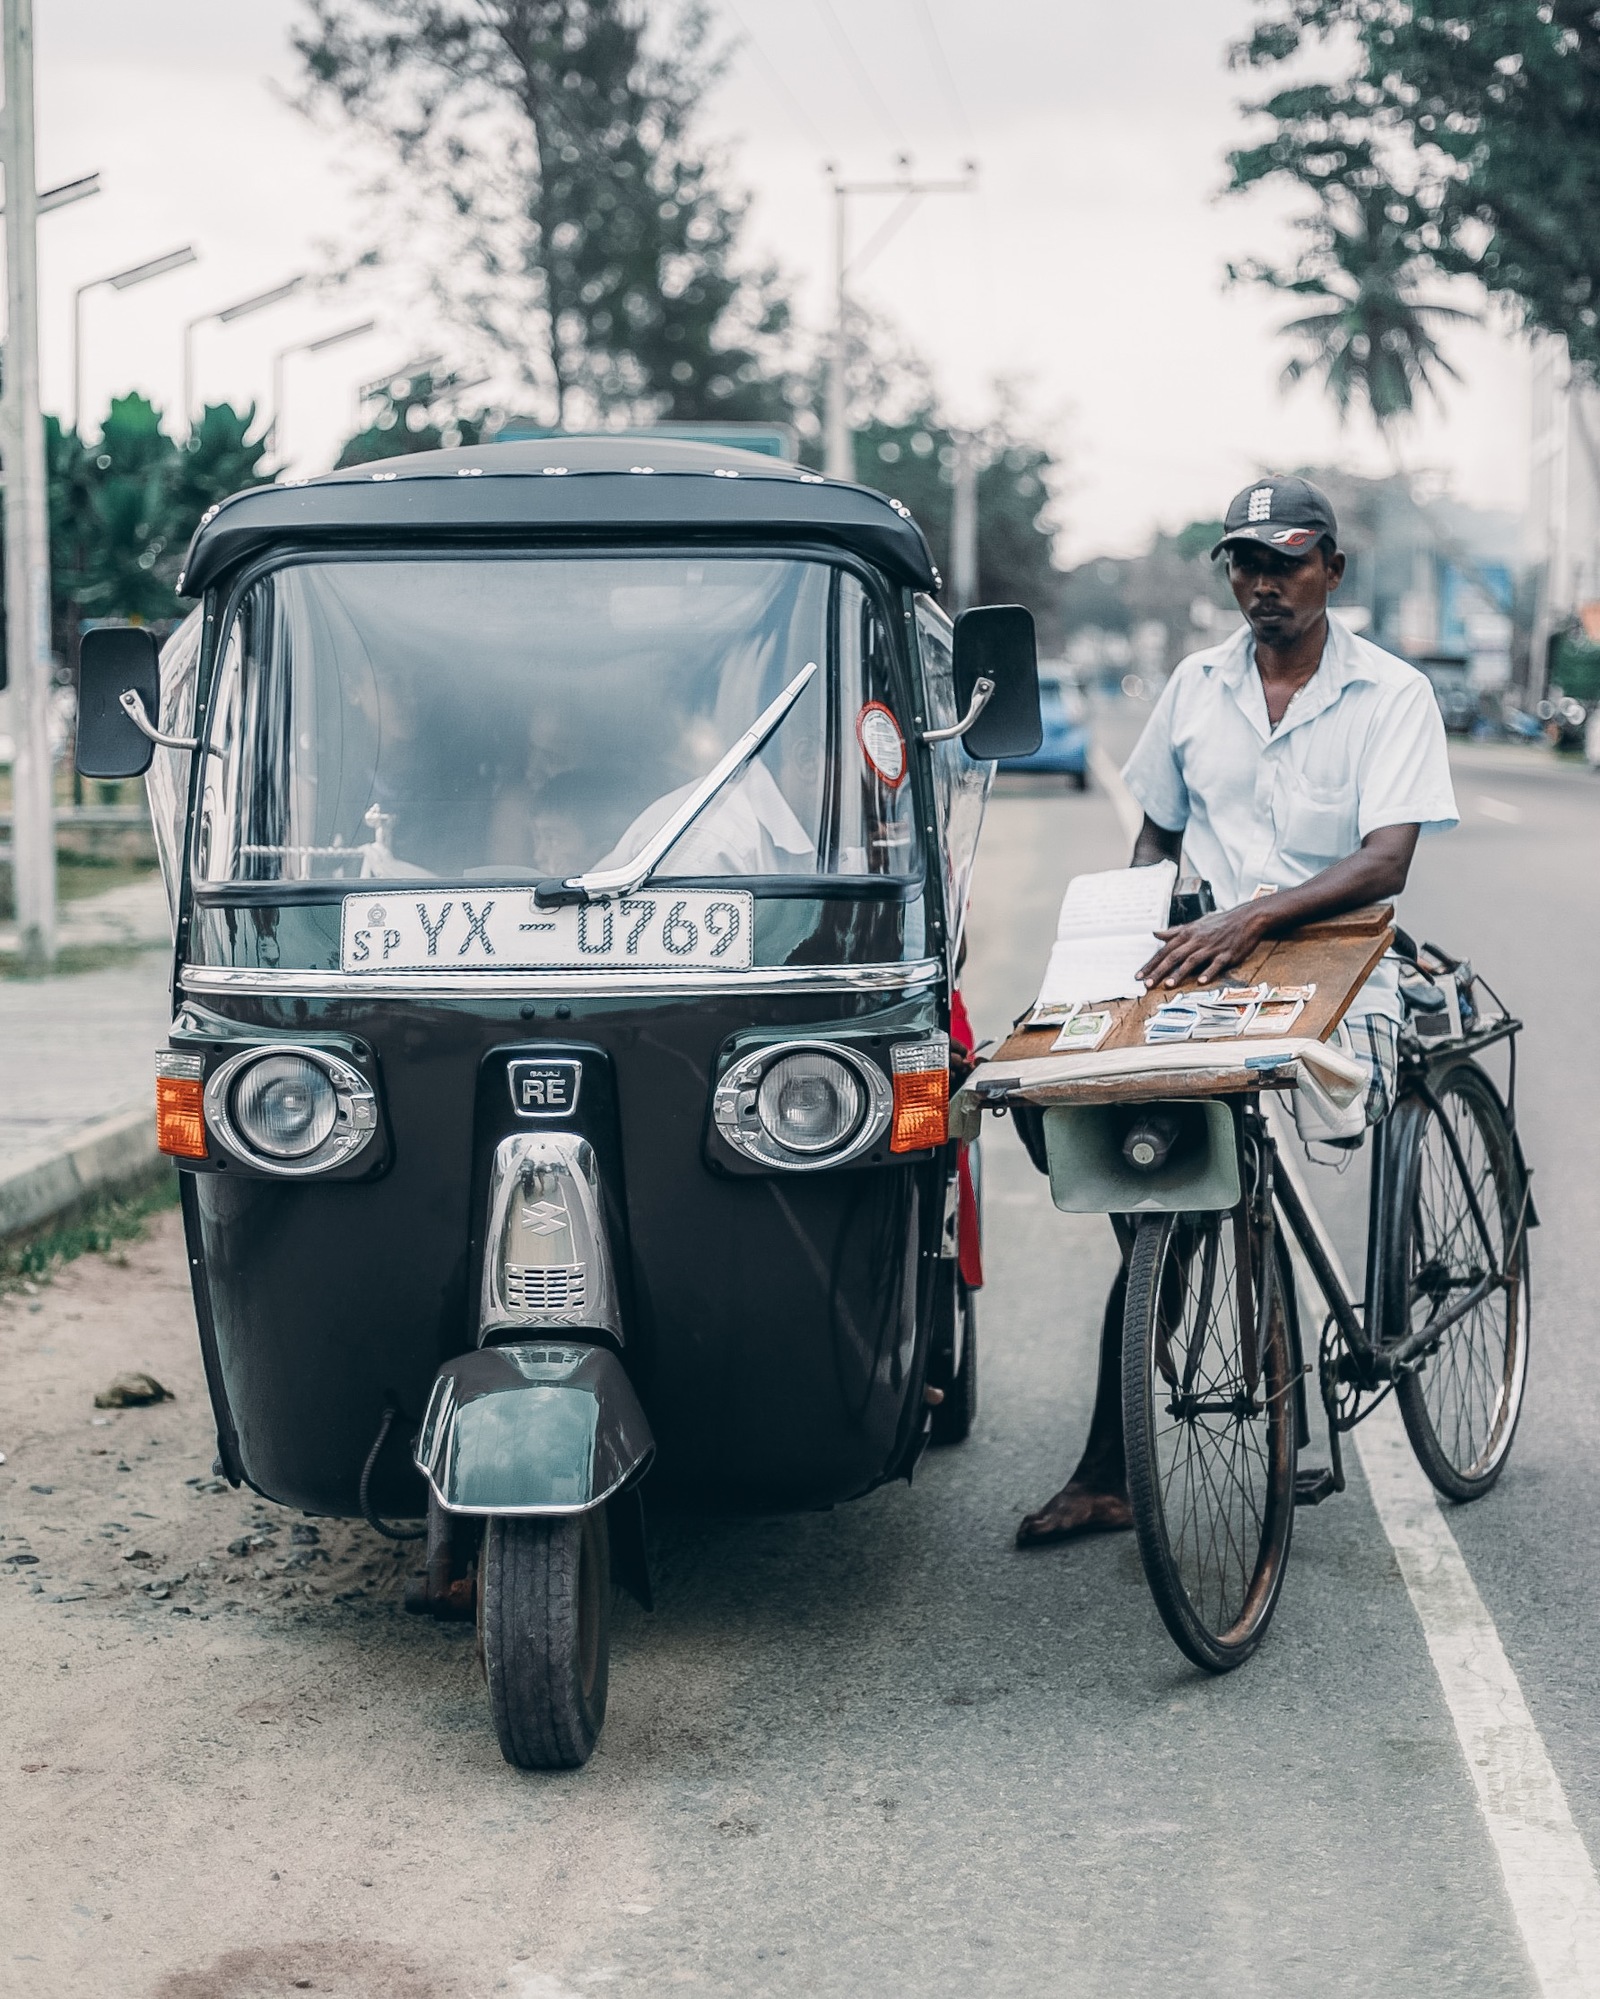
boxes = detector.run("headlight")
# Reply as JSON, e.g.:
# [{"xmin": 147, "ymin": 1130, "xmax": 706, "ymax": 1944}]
[
  {"xmin": 203, "ymin": 1043, "xmax": 379, "ymax": 1177},
  {"xmin": 232, "ymin": 1054, "xmax": 337, "ymax": 1159},
  {"xmin": 757, "ymin": 1052, "xmax": 864, "ymax": 1155},
  {"xmin": 711, "ymin": 1040, "xmax": 894, "ymax": 1171}
]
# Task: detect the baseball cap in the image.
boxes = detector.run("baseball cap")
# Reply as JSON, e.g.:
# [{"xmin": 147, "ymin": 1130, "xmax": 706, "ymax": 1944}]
[{"xmin": 1211, "ymin": 475, "xmax": 1339, "ymax": 561}]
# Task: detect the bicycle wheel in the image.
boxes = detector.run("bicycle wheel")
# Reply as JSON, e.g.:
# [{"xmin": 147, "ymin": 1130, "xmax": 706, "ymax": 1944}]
[
  {"xmin": 1122, "ymin": 1208, "xmax": 1297, "ymax": 1672},
  {"xmin": 1387, "ymin": 1063, "xmax": 1530, "ymax": 1502}
]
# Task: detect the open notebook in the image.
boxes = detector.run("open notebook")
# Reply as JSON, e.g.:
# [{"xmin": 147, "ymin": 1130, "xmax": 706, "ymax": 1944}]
[{"xmin": 1034, "ymin": 861, "xmax": 1177, "ymax": 1009}]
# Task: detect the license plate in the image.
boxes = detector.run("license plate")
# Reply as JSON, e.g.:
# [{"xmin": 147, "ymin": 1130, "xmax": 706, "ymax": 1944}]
[{"xmin": 340, "ymin": 887, "xmax": 754, "ymax": 972}]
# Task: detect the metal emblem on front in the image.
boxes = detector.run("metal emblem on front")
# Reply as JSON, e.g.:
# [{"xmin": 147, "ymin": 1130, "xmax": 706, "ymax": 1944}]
[{"xmin": 507, "ymin": 1058, "xmax": 582, "ymax": 1120}]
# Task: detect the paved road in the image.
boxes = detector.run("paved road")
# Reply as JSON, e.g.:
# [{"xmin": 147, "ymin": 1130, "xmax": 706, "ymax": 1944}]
[
  {"xmin": 0, "ymin": 876, "xmax": 171, "ymax": 1169},
  {"xmin": 0, "ymin": 954, "xmax": 171, "ymax": 1168},
  {"xmin": 2, "ymin": 716, "xmax": 1594, "ymax": 1997}
]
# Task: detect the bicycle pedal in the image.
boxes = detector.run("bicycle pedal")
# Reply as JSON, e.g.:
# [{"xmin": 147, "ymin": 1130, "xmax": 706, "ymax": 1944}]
[{"xmin": 1294, "ymin": 1468, "xmax": 1338, "ymax": 1507}]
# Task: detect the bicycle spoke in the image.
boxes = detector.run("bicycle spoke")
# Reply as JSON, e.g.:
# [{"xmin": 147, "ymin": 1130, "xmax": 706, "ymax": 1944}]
[
  {"xmin": 1398, "ymin": 1071, "xmax": 1527, "ymax": 1493},
  {"xmin": 1149, "ymin": 1218, "xmax": 1276, "ymax": 1636}
]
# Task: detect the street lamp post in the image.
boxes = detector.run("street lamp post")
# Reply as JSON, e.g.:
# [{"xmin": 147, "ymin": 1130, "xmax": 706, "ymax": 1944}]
[
  {"xmin": 1, "ymin": 0, "xmax": 54, "ymax": 967},
  {"xmin": 182, "ymin": 275, "xmax": 306, "ymax": 432},
  {"xmin": 270, "ymin": 320, "xmax": 377, "ymax": 467},
  {"xmin": 823, "ymin": 160, "xmax": 976, "ymax": 482},
  {"xmin": 0, "ymin": 169, "xmax": 102, "ymax": 219},
  {"xmin": 71, "ymin": 243, "xmax": 198, "ymax": 433}
]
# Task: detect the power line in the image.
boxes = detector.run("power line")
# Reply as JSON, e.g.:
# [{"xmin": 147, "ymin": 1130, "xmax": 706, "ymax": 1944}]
[
  {"xmin": 814, "ymin": 0, "xmax": 909, "ymax": 156},
  {"xmin": 722, "ymin": 1, "xmax": 831, "ymax": 154},
  {"xmin": 911, "ymin": 0, "xmax": 975, "ymax": 152}
]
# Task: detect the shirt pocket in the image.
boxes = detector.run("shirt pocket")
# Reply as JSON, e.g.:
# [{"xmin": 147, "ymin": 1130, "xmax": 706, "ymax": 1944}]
[{"xmin": 1278, "ymin": 780, "xmax": 1357, "ymax": 873}]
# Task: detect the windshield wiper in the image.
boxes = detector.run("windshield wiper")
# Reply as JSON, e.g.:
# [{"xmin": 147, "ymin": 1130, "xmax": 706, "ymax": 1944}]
[{"xmin": 534, "ymin": 659, "xmax": 820, "ymax": 907}]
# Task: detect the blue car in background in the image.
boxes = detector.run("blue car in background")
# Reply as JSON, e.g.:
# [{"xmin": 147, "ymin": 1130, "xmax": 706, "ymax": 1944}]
[{"xmin": 997, "ymin": 671, "xmax": 1091, "ymax": 787}]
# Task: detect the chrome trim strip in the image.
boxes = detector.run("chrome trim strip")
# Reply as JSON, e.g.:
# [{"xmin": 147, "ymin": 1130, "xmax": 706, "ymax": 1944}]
[{"xmin": 178, "ymin": 958, "xmax": 942, "ymax": 998}]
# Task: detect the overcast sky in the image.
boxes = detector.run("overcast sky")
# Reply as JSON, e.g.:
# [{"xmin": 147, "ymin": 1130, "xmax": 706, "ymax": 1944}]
[{"xmin": 33, "ymin": 0, "xmax": 1530, "ymax": 559}]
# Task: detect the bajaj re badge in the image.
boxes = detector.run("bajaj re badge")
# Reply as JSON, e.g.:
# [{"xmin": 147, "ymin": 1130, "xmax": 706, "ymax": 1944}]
[{"xmin": 508, "ymin": 1059, "xmax": 582, "ymax": 1120}]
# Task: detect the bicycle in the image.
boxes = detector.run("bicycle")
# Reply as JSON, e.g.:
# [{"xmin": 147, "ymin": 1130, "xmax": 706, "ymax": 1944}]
[{"xmin": 1118, "ymin": 940, "xmax": 1533, "ymax": 1673}]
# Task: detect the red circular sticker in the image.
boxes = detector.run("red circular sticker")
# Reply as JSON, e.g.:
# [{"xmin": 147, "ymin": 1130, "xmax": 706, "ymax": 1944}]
[{"xmin": 856, "ymin": 702, "xmax": 907, "ymax": 788}]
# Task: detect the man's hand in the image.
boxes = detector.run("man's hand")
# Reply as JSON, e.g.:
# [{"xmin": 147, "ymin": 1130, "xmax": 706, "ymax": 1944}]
[{"xmin": 1139, "ymin": 903, "xmax": 1270, "ymax": 989}]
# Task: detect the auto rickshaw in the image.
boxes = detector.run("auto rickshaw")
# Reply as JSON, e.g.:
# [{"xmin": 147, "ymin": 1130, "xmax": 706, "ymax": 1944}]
[{"xmin": 74, "ymin": 436, "xmax": 1041, "ymax": 1768}]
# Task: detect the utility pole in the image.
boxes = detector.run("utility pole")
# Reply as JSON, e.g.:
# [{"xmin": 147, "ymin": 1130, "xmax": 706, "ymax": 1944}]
[
  {"xmin": 824, "ymin": 161, "xmax": 976, "ymax": 482},
  {"xmin": 1, "ymin": 0, "xmax": 55, "ymax": 969},
  {"xmin": 951, "ymin": 431, "xmax": 980, "ymax": 611}
]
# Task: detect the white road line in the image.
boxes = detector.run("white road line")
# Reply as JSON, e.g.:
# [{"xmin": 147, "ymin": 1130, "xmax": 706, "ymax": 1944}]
[
  {"xmin": 1089, "ymin": 744, "xmax": 1142, "ymax": 843},
  {"xmin": 1271, "ymin": 1125, "xmax": 1600, "ymax": 1996},
  {"xmin": 1477, "ymin": 794, "xmax": 1524, "ymax": 825}
]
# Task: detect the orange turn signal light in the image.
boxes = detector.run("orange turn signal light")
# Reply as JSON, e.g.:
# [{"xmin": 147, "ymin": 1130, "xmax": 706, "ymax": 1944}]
[
  {"xmin": 155, "ymin": 1054, "xmax": 207, "ymax": 1160},
  {"xmin": 890, "ymin": 1040, "xmax": 949, "ymax": 1153}
]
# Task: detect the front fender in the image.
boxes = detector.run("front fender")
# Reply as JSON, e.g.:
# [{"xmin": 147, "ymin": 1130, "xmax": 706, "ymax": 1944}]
[{"xmin": 414, "ymin": 1341, "xmax": 654, "ymax": 1515}]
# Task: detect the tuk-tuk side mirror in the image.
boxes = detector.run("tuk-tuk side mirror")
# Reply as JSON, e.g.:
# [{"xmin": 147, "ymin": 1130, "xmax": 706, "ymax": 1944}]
[
  {"xmin": 949, "ymin": 605, "xmax": 1042, "ymax": 761},
  {"xmin": 76, "ymin": 626, "xmax": 161, "ymax": 779}
]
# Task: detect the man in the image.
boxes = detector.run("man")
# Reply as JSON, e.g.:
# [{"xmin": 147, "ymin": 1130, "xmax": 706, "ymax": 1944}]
[{"xmin": 1017, "ymin": 474, "xmax": 1458, "ymax": 1548}]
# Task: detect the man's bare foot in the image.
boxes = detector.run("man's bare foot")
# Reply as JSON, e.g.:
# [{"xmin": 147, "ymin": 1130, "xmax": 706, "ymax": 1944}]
[{"xmin": 1015, "ymin": 1481, "xmax": 1133, "ymax": 1548}]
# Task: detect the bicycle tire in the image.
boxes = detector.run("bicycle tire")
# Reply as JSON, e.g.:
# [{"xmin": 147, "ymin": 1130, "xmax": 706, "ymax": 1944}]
[
  {"xmin": 1386, "ymin": 1061, "xmax": 1530, "ymax": 1503},
  {"xmin": 1122, "ymin": 1208, "xmax": 1297, "ymax": 1673}
]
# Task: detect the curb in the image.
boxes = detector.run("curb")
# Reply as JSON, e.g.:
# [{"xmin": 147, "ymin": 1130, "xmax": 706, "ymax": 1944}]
[{"xmin": 0, "ymin": 1102, "xmax": 167, "ymax": 1244}]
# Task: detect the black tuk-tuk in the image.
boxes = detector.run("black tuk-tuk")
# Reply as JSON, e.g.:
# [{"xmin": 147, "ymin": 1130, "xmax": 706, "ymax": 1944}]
[{"xmin": 75, "ymin": 437, "xmax": 1041, "ymax": 1768}]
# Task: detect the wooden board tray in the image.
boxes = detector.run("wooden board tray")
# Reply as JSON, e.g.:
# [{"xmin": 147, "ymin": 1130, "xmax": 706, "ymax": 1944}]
[{"xmin": 976, "ymin": 903, "xmax": 1394, "ymax": 1108}]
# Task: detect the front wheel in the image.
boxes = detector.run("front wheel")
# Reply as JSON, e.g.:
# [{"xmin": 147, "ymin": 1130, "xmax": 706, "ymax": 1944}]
[
  {"xmin": 481, "ymin": 1508, "xmax": 610, "ymax": 1769},
  {"xmin": 1122, "ymin": 1208, "xmax": 1297, "ymax": 1673},
  {"xmin": 1387, "ymin": 1064, "xmax": 1531, "ymax": 1502},
  {"xmin": 930, "ymin": 1279, "xmax": 978, "ymax": 1445}
]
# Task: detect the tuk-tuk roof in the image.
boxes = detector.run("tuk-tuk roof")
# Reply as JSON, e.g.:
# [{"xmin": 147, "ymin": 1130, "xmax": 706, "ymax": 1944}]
[{"xmin": 179, "ymin": 436, "xmax": 940, "ymax": 597}]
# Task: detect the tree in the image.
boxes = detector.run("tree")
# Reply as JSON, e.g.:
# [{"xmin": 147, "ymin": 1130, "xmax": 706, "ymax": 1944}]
[
  {"xmin": 1229, "ymin": 2, "xmax": 1600, "ymax": 388},
  {"xmin": 334, "ymin": 366, "xmax": 497, "ymax": 465},
  {"xmin": 294, "ymin": 0, "xmax": 801, "ymax": 428},
  {"xmin": 844, "ymin": 410, "xmax": 1064, "ymax": 642},
  {"xmin": 40, "ymin": 394, "xmax": 270, "ymax": 654},
  {"xmin": 1230, "ymin": 177, "xmax": 1477, "ymax": 428}
]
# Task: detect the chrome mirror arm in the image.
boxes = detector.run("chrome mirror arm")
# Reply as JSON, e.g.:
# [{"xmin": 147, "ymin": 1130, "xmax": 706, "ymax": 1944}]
[
  {"xmin": 537, "ymin": 658, "xmax": 820, "ymax": 907},
  {"xmin": 921, "ymin": 675, "xmax": 994, "ymax": 744},
  {"xmin": 119, "ymin": 687, "xmax": 200, "ymax": 752}
]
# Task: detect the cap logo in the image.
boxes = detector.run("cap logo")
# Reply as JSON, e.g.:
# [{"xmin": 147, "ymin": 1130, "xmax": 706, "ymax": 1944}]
[
  {"xmin": 1270, "ymin": 527, "xmax": 1316, "ymax": 548},
  {"xmin": 1247, "ymin": 486, "xmax": 1274, "ymax": 522}
]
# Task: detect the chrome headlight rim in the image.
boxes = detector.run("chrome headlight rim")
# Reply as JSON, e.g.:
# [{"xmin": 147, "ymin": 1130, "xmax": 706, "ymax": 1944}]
[
  {"xmin": 712, "ymin": 1039, "xmax": 892, "ymax": 1172},
  {"xmin": 202, "ymin": 1043, "xmax": 379, "ymax": 1178}
]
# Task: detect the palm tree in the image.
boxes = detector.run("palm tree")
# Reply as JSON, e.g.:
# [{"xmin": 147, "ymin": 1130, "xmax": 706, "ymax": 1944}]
[{"xmin": 1273, "ymin": 186, "xmax": 1478, "ymax": 431}]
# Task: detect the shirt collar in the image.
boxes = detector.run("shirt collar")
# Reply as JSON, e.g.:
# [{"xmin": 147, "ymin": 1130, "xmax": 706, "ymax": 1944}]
[{"xmin": 1215, "ymin": 612, "xmax": 1377, "ymax": 737}]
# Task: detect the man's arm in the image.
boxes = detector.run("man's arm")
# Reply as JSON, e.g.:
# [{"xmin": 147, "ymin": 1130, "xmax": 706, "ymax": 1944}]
[
  {"xmin": 1132, "ymin": 815, "xmax": 1182, "ymax": 868},
  {"xmin": 1137, "ymin": 823, "xmax": 1420, "ymax": 988}
]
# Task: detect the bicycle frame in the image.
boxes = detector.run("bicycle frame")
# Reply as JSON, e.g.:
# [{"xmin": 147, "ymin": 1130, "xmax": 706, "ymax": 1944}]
[{"xmin": 1239, "ymin": 1013, "xmax": 1528, "ymax": 1499}]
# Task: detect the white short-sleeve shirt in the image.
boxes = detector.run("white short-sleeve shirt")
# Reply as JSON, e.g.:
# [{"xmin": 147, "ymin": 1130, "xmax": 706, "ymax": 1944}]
[{"xmin": 1120, "ymin": 613, "xmax": 1458, "ymax": 1021}]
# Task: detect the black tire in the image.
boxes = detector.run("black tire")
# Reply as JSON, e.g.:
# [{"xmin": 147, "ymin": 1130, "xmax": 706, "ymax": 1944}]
[
  {"xmin": 1122, "ymin": 1208, "xmax": 1297, "ymax": 1673},
  {"xmin": 1070, "ymin": 766, "xmax": 1090, "ymax": 792},
  {"xmin": 481, "ymin": 1508, "xmax": 610, "ymax": 1770},
  {"xmin": 930, "ymin": 1280, "xmax": 978, "ymax": 1445},
  {"xmin": 1387, "ymin": 1064, "xmax": 1531, "ymax": 1502}
]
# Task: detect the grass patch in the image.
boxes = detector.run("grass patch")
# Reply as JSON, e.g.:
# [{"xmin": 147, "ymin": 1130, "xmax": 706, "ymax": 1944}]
[
  {"xmin": 56, "ymin": 851, "xmax": 161, "ymax": 904},
  {"xmin": 0, "ymin": 941, "xmax": 165, "ymax": 980},
  {"xmin": 1, "ymin": 1171, "xmax": 179, "ymax": 1292}
]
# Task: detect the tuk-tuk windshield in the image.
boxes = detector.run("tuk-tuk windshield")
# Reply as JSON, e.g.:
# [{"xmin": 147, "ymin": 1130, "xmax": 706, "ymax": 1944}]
[{"xmin": 194, "ymin": 555, "xmax": 917, "ymax": 887}]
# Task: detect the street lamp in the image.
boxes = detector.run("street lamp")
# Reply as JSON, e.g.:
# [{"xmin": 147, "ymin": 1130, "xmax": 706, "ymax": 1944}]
[
  {"xmin": 0, "ymin": 169, "xmax": 101, "ymax": 218},
  {"xmin": 72, "ymin": 243, "xmax": 198, "ymax": 432},
  {"xmin": 271, "ymin": 320, "xmax": 378, "ymax": 465},
  {"xmin": 182, "ymin": 275, "xmax": 306, "ymax": 431}
]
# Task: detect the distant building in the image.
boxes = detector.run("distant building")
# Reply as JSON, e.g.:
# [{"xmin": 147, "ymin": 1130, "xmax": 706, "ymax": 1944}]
[{"xmin": 1528, "ymin": 337, "xmax": 1600, "ymax": 699}]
